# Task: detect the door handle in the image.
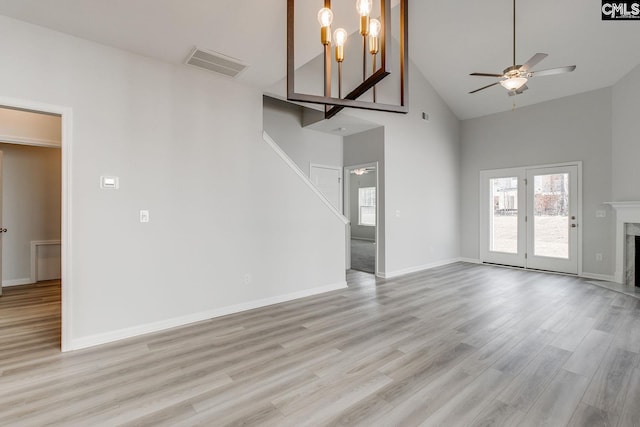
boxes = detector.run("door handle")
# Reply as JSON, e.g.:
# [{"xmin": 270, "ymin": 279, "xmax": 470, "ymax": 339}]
[
  {"xmin": 0, "ymin": 228, "xmax": 6, "ymax": 233},
  {"xmin": 571, "ymin": 224, "xmax": 577, "ymax": 228}
]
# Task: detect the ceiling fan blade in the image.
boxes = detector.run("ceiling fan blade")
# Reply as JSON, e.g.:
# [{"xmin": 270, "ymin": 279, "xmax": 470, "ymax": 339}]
[
  {"xmin": 519, "ymin": 53, "xmax": 548, "ymax": 72},
  {"xmin": 470, "ymin": 72, "xmax": 504, "ymax": 77},
  {"xmin": 530, "ymin": 65, "xmax": 576, "ymax": 77},
  {"xmin": 469, "ymin": 81, "xmax": 500, "ymax": 94}
]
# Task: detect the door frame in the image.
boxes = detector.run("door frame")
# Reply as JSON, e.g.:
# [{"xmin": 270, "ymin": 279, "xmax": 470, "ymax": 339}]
[
  {"xmin": 479, "ymin": 161, "xmax": 583, "ymax": 276},
  {"xmin": 0, "ymin": 96, "xmax": 73, "ymax": 352},
  {"xmin": 309, "ymin": 163, "xmax": 343, "ymax": 212},
  {"xmin": 344, "ymin": 162, "xmax": 379, "ymax": 276}
]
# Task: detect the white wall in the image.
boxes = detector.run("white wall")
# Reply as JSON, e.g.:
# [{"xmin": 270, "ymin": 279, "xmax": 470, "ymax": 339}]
[
  {"xmin": 0, "ymin": 107, "xmax": 61, "ymax": 147},
  {"xmin": 263, "ymin": 96, "xmax": 343, "ymax": 177},
  {"xmin": 612, "ymin": 63, "xmax": 640, "ymax": 201},
  {"xmin": 347, "ymin": 63, "xmax": 461, "ymax": 277},
  {"xmin": 0, "ymin": 143, "xmax": 61, "ymax": 284},
  {"xmin": 461, "ymin": 88, "xmax": 614, "ymax": 277},
  {"xmin": 349, "ymin": 170, "xmax": 376, "ymax": 241},
  {"xmin": 0, "ymin": 16, "xmax": 346, "ymax": 348}
]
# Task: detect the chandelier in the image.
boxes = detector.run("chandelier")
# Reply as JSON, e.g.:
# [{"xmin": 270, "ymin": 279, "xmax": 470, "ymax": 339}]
[{"xmin": 286, "ymin": 0, "xmax": 408, "ymax": 119}]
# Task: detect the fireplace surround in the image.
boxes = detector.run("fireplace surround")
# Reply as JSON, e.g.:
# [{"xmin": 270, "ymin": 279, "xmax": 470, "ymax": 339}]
[{"xmin": 607, "ymin": 202, "xmax": 640, "ymax": 284}]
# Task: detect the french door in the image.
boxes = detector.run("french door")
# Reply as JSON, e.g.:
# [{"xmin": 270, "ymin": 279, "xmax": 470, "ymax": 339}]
[{"xmin": 480, "ymin": 164, "xmax": 580, "ymax": 274}]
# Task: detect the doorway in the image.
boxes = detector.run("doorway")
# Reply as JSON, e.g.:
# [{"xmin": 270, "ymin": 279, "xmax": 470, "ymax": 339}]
[
  {"xmin": 0, "ymin": 99, "xmax": 70, "ymax": 351},
  {"xmin": 345, "ymin": 163, "xmax": 378, "ymax": 274},
  {"xmin": 480, "ymin": 163, "xmax": 581, "ymax": 274}
]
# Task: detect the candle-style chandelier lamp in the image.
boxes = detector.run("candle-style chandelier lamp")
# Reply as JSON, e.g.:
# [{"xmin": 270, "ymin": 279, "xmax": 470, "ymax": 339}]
[{"xmin": 287, "ymin": 0, "xmax": 408, "ymax": 119}]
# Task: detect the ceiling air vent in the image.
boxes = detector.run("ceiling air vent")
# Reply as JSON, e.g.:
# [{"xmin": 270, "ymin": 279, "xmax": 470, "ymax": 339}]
[{"xmin": 185, "ymin": 48, "xmax": 247, "ymax": 78}]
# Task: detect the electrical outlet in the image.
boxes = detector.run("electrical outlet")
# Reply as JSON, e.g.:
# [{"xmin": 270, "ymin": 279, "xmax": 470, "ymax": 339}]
[
  {"xmin": 243, "ymin": 273, "xmax": 252, "ymax": 285},
  {"xmin": 596, "ymin": 253, "xmax": 603, "ymax": 262}
]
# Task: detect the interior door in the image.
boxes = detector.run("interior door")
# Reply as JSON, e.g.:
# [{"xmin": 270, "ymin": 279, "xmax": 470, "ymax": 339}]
[
  {"xmin": 310, "ymin": 164, "xmax": 342, "ymax": 212},
  {"xmin": 525, "ymin": 165, "xmax": 579, "ymax": 274},
  {"xmin": 480, "ymin": 168, "xmax": 526, "ymax": 267}
]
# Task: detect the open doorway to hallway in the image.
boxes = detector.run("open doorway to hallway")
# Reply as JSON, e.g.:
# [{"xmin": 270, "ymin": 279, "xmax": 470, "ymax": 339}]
[
  {"xmin": 345, "ymin": 163, "xmax": 377, "ymax": 274},
  {"xmin": 0, "ymin": 106, "xmax": 62, "ymax": 350}
]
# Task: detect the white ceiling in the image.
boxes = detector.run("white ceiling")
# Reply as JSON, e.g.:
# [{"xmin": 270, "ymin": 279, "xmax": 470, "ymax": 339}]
[{"xmin": 0, "ymin": 0, "xmax": 638, "ymax": 120}]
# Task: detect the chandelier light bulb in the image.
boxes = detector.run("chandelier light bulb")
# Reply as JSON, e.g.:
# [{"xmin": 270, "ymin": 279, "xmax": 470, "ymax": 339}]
[
  {"xmin": 369, "ymin": 19, "xmax": 381, "ymax": 37},
  {"xmin": 356, "ymin": 0, "xmax": 373, "ymax": 16},
  {"xmin": 317, "ymin": 8, "xmax": 334, "ymax": 27},
  {"xmin": 334, "ymin": 28, "xmax": 348, "ymax": 47}
]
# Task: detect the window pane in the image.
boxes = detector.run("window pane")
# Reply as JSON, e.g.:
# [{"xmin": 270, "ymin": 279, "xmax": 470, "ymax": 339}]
[
  {"xmin": 360, "ymin": 206, "xmax": 376, "ymax": 226},
  {"xmin": 490, "ymin": 177, "xmax": 518, "ymax": 253},
  {"xmin": 358, "ymin": 187, "xmax": 376, "ymax": 226},
  {"xmin": 533, "ymin": 173, "xmax": 569, "ymax": 259}
]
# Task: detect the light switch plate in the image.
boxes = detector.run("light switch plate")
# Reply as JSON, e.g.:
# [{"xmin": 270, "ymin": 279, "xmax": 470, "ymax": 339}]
[
  {"xmin": 596, "ymin": 210, "xmax": 606, "ymax": 218},
  {"xmin": 100, "ymin": 176, "xmax": 119, "ymax": 189},
  {"xmin": 140, "ymin": 210, "xmax": 150, "ymax": 223}
]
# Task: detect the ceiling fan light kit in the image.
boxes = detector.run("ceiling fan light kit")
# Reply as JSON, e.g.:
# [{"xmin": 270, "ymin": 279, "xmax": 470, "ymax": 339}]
[{"xmin": 469, "ymin": 0, "xmax": 576, "ymax": 96}]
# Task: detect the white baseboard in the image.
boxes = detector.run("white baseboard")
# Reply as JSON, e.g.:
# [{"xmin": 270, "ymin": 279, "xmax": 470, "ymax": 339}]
[
  {"xmin": 2, "ymin": 278, "xmax": 33, "ymax": 287},
  {"xmin": 69, "ymin": 281, "xmax": 348, "ymax": 351},
  {"xmin": 379, "ymin": 258, "xmax": 462, "ymax": 279},
  {"xmin": 581, "ymin": 272, "xmax": 616, "ymax": 282},
  {"xmin": 459, "ymin": 258, "xmax": 481, "ymax": 264},
  {"xmin": 351, "ymin": 237, "xmax": 375, "ymax": 242}
]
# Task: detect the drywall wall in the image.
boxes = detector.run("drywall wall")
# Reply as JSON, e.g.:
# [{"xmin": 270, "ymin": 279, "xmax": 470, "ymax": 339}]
[
  {"xmin": 612, "ymin": 63, "xmax": 640, "ymax": 201},
  {"xmin": 0, "ymin": 16, "xmax": 346, "ymax": 348},
  {"xmin": 0, "ymin": 107, "xmax": 61, "ymax": 147},
  {"xmin": 349, "ymin": 170, "xmax": 377, "ymax": 241},
  {"xmin": 0, "ymin": 143, "xmax": 61, "ymax": 285},
  {"xmin": 277, "ymin": 49, "xmax": 462, "ymax": 276},
  {"xmin": 263, "ymin": 96, "xmax": 343, "ymax": 177},
  {"xmin": 461, "ymin": 88, "xmax": 614, "ymax": 277}
]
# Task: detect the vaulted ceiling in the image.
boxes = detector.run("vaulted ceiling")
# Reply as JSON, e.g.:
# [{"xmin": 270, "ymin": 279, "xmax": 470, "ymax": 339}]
[{"xmin": 0, "ymin": 0, "xmax": 638, "ymax": 119}]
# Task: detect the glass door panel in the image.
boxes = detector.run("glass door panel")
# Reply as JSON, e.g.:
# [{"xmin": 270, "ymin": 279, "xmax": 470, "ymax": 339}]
[
  {"xmin": 480, "ymin": 169, "xmax": 526, "ymax": 268},
  {"xmin": 527, "ymin": 166, "xmax": 578, "ymax": 274},
  {"xmin": 533, "ymin": 173, "xmax": 569, "ymax": 259},
  {"xmin": 490, "ymin": 177, "xmax": 518, "ymax": 254}
]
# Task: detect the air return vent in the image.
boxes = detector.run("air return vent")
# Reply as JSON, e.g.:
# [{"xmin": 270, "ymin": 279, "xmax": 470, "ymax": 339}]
[{"xmin": 185, "ymin": 48, "xmax": 247, "ymax": 78}]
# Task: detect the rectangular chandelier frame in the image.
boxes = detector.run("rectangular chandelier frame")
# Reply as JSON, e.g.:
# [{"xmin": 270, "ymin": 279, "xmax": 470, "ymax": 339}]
[{"xmin": 287, "ymin": 0, "xmax": 408, "ymax": 119}]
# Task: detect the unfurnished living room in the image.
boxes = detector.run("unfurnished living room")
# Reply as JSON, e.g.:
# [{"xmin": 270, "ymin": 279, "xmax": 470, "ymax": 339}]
[{"xmin": 1, "ymin": 0, "xmax": 640, "ymax": 425}]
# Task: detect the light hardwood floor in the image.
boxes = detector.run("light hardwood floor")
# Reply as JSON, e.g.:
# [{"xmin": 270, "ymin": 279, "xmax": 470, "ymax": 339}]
[{"xmin": 2, "ymin": 264, "xmax": 640, "ymax": 426}]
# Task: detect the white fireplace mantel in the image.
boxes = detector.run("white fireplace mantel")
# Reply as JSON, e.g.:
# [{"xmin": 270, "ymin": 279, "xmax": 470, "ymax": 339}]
[{"xmin": 605, "ymin": 202, "xmax": 640, "ymax": 283}]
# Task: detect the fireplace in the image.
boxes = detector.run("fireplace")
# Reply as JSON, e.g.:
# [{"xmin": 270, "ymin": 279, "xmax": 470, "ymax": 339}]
[
  {"xmin": 607, "ymin": 202, "xmax": 640, "ymax": 284},
  {"xmin": 625, "ymin": 223, "xmax": 640, "ymax": 286}
]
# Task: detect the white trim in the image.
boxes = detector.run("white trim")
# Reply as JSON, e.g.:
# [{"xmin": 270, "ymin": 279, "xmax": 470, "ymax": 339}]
[
  {"xmin": 581, "ymin": 272, "xmax": 616, "ymax": 282},
  {"xmin": 459, "ymin": 258, "xmax": 481, "ymax": 264},
  {"xmin": 30, "ymin": 240, "xmax": 62, "ymax": 283},
  {"xmin": 69, "ymin": 281, "xmax": 348, "ymax": 351},
  {"xmin": 379, "ymin": 258, "xmax": 461, "ymax": 279},
  {"xmin": 0, "ymin": 134, "xmax": 61, "ymax": 148},
  {"xmin": 2, "ymin": 278, "xmax": 32, "ymax": 287},
  {"xmin": 309, "ymin": 163, "xmax": 344, "ymax": 213},
  {"xmin": 0, "ymin": 96, "xmax": 73, "ymax": 352},
  {"xmin": 263, "ymin": 131, "xmax": 348, "ymax": 225},
  {"xmin": 344, "ymin": 162, "xmax": 380, "ymax": 276}
]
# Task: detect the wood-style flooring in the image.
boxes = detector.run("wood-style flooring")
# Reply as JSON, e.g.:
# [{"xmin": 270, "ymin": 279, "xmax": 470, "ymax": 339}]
[{"xmin": 2, "ymin": 264, "xmax": 640, "ymax": 426}]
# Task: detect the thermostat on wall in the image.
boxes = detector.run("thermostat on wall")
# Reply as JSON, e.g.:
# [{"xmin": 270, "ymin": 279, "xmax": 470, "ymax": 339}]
[{"xmin": 100, "ymin": 176, "xmax": 119, "ymax": 190}]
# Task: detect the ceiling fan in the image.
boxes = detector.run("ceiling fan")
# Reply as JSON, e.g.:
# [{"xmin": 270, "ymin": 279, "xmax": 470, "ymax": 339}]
[
  {"xmin": 469, "ymin": 0, "xmax": 576, "ymax": 96},
  {"xmin": 351, "ymin": 167, "xmax": 375, "ymax": 175}
]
